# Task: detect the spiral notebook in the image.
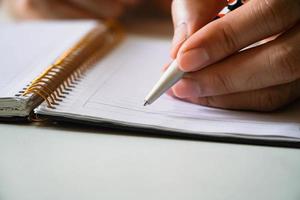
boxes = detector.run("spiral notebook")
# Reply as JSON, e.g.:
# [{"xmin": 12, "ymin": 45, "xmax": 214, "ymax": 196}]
[{"xmin": 1, "ymin": 21, "xmax": 300, "ymax": 147}]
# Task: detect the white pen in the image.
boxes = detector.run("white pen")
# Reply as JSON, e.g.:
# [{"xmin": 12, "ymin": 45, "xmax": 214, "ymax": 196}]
[{"xmin": 144, "ymin": 60, "xmax": 184, "ymax": 106}]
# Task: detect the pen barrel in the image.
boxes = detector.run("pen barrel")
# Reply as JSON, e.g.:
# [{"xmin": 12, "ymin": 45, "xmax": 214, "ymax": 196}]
[{"xmin": 145, "ymin": 60, "xmax": 184, "ymax": 105}]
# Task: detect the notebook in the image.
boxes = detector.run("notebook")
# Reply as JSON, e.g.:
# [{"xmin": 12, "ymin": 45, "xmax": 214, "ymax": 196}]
[{"xmin": 1, "ymin": 21, "xmax": 300, "ymax": 147}]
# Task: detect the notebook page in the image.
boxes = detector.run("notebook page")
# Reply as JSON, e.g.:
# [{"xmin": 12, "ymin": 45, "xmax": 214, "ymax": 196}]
[
  {"xmin": 0, "ymin": 21, "xmax": 97, "ymax": 98},
  {"xmin": 36, "ymin": 34, "xmax": 300, "ymax": 140}
]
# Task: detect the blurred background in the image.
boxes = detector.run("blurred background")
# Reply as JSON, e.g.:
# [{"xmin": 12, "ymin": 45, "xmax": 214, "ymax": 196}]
[
  {"xmin": 0, "ymin": 0, "xmax": 172, "ymax": 22},
  {"xmin": 0, "ymin": 0, "xmax": 173, "ymax": 38},
  {"xmin": 0, "ymin": 2, "xmax": 10, "ymax": 22}
]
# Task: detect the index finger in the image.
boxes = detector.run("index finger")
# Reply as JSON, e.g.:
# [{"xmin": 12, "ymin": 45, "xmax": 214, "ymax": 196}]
[
  {"xmin": 177, "ymin": 0, "xmax": 300, "ymax": 72},
  {"xmin": 171, "ymin": 0, "xmax": 227, "ymax": 58}
]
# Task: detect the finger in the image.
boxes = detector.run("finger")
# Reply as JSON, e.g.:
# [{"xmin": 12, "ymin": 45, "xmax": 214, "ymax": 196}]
[
  {"xmin": 166, "ymin": 88, "xmax": 175, "ymax": 97},
  {"xmin": 10, "ymin": 0, "xmax": 94, "ymax": 19},
  {"xmin": 178, "ymin": 0, "xmax": 300, "ymax": 72},
  {"xmin": 173, "ymin": 23, "xmax": 300, "ymax": 98},
  {"xmin": 68, "ymin": 0, "xmax": 125, "ymax": 19},
  {"xmin": 171, "ymin": 0, "xmax": 227, "ymax": 58},
  {"xmin": 185, "ymin": 80, "xmax": 300, "ymax": 112},
  {"xmin": 161, "ymin": 61, "xmax": 173, "ymax": 72}
]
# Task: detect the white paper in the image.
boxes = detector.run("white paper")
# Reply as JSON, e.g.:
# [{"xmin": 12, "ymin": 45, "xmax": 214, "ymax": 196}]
[
  {"xmin": 36, "ymin": 34, "xmax": 300, "ymax": 140},
  {"xmin": 0, "ymin": 21, "xmax": 97, "ymax": 98}
]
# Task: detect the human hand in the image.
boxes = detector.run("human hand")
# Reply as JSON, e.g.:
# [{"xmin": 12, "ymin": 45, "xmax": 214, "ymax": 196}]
[
  {"xmin": 3, "ymin": 0, "xmax": 141, "ymax": 19},
  {"xmin": 169, "ymin": 0, "xmax": 300, "ymax": 111}
]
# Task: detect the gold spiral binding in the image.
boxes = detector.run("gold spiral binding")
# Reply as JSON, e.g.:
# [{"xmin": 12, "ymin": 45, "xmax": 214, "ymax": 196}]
[{"xmin": 22, "ymin": 21, "xmax": 123, "ymax": 109}]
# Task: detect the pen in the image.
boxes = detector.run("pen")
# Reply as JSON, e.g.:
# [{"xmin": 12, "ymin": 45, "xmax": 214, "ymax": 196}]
[{"xmin": 144, "ymin": 59, "xmax": 184, "ymax": 106}]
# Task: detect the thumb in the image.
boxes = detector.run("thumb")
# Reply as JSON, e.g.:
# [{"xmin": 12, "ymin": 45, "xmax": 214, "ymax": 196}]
[{"xmin": 171, "ymin": 0, "xmax": 227, "ymax": 58}]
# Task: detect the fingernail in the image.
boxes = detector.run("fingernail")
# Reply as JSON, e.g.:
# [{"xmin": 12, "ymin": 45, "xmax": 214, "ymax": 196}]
[
  {"xmin": 171, "ymin": 23, "xmax": 187, "ymax": 57},
  {"xmin": 172, "ymin": 79, "xmax": 201, "ymax": 98},
  {"xmin": 178, "ymin": 48, "xmax": 210, "ymax": 72}
]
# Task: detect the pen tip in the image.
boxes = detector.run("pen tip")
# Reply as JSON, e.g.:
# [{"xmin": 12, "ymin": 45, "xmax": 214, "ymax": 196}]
[{"xmin": 143, "ymin": 101, "xmax": 149, "ymax": 106}]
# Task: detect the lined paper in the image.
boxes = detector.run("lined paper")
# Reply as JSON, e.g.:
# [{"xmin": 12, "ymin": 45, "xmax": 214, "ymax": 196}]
[{"xmin": 36, "ymin": 34, "xmax": 300, "ymax": 140}]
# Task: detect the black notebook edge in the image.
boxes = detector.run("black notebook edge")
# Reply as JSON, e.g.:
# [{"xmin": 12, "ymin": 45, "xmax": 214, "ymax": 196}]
[
  {"xmin": 0, "ymin": 116, "xmax": 29, "ymax": 122},
  {"xmin": 39, "ymin": 114, "xmax": 300, "ymax": 149}
]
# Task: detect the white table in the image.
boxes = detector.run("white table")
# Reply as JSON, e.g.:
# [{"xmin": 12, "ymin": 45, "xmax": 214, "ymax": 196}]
[{"xmin": 0, "ymin": 123, "xmax": 300, "ymax": 200}]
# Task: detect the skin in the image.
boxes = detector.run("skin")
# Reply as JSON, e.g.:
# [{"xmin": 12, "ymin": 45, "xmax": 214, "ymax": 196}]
[{"xmin": 170, "ymin": 0, "xmax": 300, "ymax": 111}]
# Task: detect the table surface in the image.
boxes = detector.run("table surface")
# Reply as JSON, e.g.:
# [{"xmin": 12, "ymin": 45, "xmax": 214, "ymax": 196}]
[
  {"xmin": 1, "ymin": 7, "xmax": 300, "ymax": 200},
  {"xmin": 1, "ymin": 122, "xmax": 300, "ymax": 200}
]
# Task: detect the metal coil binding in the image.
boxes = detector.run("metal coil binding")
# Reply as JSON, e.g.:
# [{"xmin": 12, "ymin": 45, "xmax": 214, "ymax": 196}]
[{"xmin": 22, "ymin": 21, "xmax": 123, "ymax": 109}]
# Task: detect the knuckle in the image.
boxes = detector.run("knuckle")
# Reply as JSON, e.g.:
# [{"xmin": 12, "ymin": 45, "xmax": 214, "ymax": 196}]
[
  {"xmin": 256, "ymin": 85, "xmax": 291, "ymax": 112},
  {"xmin": 209, "ymin": 72, "xmax": 234, "ymax": 95},
  {"xmin": 257, "ymin": 91, "xmax": 280, "ymax": 112},
  {"xmin": 274, "ymin": 44, "xmax": 300, "ymax": 81},
  {"xmin": 204, "ymin": 96, "xmax": 217, "ymax": 108},
  {"xmin": 257, "ymin": 0, "xmax": 299, "ymax": 32},
  {"xmin": 197, "ymin": 97, "xmax": 210, "ymax": 106},
  {"xmin": 286, "ymin": 81, "xmax": 300, "ymax": 102},
  {"xmin": 261, "ymin": 0, "xmax": 284, "ymax": 27},
  {"xmin": 217, "ymin": 20, "xmax": 240, "ymax": 54}
]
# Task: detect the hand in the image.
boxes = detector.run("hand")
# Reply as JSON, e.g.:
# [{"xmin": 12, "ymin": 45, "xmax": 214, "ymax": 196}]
[
  {"xmin": 169, "ymin": 0, "xmax": 300, "ymax": 111},
  {"xmin": 3, "ymin": 0, "xmax": 142, "ymax": 19}
]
